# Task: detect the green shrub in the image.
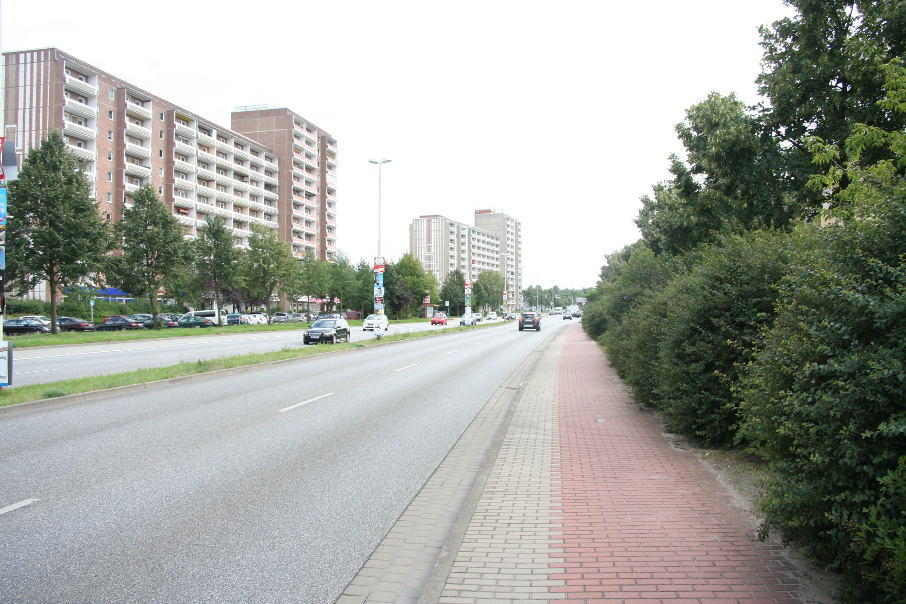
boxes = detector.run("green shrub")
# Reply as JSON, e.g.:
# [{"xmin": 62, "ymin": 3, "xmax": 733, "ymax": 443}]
[
  {"xmin": 653, "ymin": 230, "xmax": 791, "ymax": 445},
  {"xmin": 737, "ymin": 202, "xmax": 906, "ymax": 600}
]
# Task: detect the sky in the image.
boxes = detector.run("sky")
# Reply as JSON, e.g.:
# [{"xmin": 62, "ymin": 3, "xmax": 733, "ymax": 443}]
[{"xmin": 2, "ymin": 0, "xmax": 793, "ymax": 289}]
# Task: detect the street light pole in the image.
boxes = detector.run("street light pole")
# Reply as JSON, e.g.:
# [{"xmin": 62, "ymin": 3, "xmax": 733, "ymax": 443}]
[{"xmin": 368, "ymin": 158, "xmax": 391, "ymax": 257}]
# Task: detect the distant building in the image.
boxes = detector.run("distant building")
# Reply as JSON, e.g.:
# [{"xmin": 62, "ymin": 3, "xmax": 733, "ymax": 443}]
[{"xmin": 409, "ymin": 210, "xmax": 522, "ymax": 311}]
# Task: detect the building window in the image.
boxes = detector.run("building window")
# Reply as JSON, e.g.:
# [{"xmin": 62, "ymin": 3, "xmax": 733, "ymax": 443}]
[
  {"xmin": 158, "ymin": 186, "xmax": 163, "ymax": 194},
  {"xmin": 106, "ymin": 192, "xmax": 112, "ymax": 202},
  {"xmin": 159, "ymin": 168, "xmax": 164, "ymax": 177},
  {"xmin": 160, "ymin": 131, "xmax": 164, "ymax": 139},
  {"xmin": 108, "ymin": 90, "xmax": 115, "ymax": 100},
  {"xmin": 106, "ymin": 172, "xmax": 112, "ymax": 182},
  {"xmin": 107, "ymin": 131, "xmax": 113, "ymax": 140},
  {"xmin": 108, "ymin": 110, "xmax": 114, "ymax": 120},
  {"xmin": 160, "ymin": 112, "xmax": 164, "ymax": 120},
  {"xmin": 107, "ymin": 152, "xmax": 112, "ymax": 161}
]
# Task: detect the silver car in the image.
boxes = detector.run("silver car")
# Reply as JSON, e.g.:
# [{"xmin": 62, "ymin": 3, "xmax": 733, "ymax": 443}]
[{"xmin": 363, "ymin": 314, "xmax": 389, "ymax": 331}]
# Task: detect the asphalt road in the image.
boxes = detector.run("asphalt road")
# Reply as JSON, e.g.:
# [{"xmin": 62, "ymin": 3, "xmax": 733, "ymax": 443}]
[
  {"xmin": 10, "ymin": 319, "xmax": 476, "ymax": 388},
  {"xmin": 0, "ymin": 318, "xmax": 568, "ymax": 603}
]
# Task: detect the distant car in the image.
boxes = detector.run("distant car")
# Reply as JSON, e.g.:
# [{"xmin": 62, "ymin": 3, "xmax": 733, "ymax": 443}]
[
  {"xmin": 20, "ymin": 315, "xmax": 53, "ymax": 326},
  {"xmin": 431, "ymin": 313, "xmax": 448, "ymax": 325},
  {"xmin": 177, "ymin": 315, "xmax": 215, "ymax": 328},
  {"xmin": 285, "ymin": 313, "xmax": 305, "ymax": 322},
  {"xmin": 157, "ymin": 313, "xmax": 181, "ymax": 327},
  {"xmin": 319, "ymin": 313, "xmax": 342, "ymax": 320},
  {"xmin": 343, "ymin": 310, "xmax": 362, "ymax": 320},
  {"xmin": 303, "ymin": 318, "xmax": 350, "ymax": 344},
  {"xmin": 4, "ymin": 318, "xmax": 51, "ymax": 335},
  {"xmin": 459, "ymin": 313, "xmax": 479, "ymax": 326},
  {"xmin": 363, "ymin": 314, "xmax": 389, "ymax": 331},
  {"xmin": 226, "ymin": 313, "xmax": 241, "ymax": 326},
  {"xmin": 127, "ymin": 313, "xmax": 155, "ymax": 328},
  {"xmin": 56, "ymin": 316, "xmax": 96, "ymax": 332},
  {"xmin": 504, "ymin": 313, "xmax": 517, "ymax": 320},
  {"xmin": 96, "ymin": 315, "xmax": 145, "ymax": 331},
  {"xmin": 563, "ymin": 313, "xmax": 573, "ymax": 320},
  {"xmin": 271, "ymin": 312, "xmax": 289, "ymax": 323},
  {"xmin": 486, "ymin": 312, "xmax": 498, "ymax": 321},
  {"xmin": 518, "ymin": 312, "xmax": 541, "ymax": 331}
]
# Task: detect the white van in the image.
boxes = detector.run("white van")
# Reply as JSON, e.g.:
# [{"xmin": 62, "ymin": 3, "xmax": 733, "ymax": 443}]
[{"xmin": 181, "ymin": 310, "xmax": 227, "ymax": 324}]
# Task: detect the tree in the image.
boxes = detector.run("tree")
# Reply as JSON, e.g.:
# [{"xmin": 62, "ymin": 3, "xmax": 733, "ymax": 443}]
[
  {"xmin": 328, "ymin": 253, "xmax": 357, "ymax": 311},
  {"xmin": 110, "ymin": 185, "xmax": 189, "ymax": 328},
  {"xmin": 440, "ymin": 269, "xmax": 466, "ymax": 316},
  {"xmin": 193, "ymin": 216, "xmax": 240, "ymax": 323},
  {"xmin": 474, "ymin": 270, "xmax": 505, "ymax": 311},
  {"xmin": 384, "ymin": 254, "xmax": 436, "ymax": 318},
  {"xmin": 240, "ymin": 223, "xmax": 296, "ymax": 310},
  {"xmin": 6, "ymin": 131, "xmax": 110, "ymax": 333}
]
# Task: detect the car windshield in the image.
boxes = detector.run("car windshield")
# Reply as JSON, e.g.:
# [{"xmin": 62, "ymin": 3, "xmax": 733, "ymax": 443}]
[
  {"xmin": 365, "ymin": 315, "xmax": 378, "ymax": 321},
  {"xmin": 312, "ymin": 320, "xmax": 336, "ymax": 328}
]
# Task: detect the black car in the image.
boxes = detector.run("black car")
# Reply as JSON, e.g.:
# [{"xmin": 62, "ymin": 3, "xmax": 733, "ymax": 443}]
[
  {"xmin": 3, "ymin": 318, "xmax": 51, "ymax": 335},
  {"xmin": 57, "ymin": 316, "xmax": 96, "ymax": 332},
  {"xmin": 518, "ymin": 312, "xmax": 541, "ymax": 331},
  {"xmin": 96, "ymin": 315, "xmax": 146, "ymax": 331},
  {"xmin": 177, "ymin": 315, "xmax": 215, "ymax": 328},
  {"xmin": 303, "ymin": 318, "xmax": 350, "ymax": 344}
]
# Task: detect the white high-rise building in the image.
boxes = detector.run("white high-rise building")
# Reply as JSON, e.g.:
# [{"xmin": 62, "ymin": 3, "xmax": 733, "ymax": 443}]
[{"xmin": 474, "ymin": 209, "xmax": 522, "ymax": 311}]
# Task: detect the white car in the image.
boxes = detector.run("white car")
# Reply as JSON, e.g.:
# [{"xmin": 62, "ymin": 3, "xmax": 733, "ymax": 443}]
[
  {"xmin": 459, "ymin": 313, "xmax": 479, "ymax": 326},
  {"xmin": 363, "ymin": 314, "xmax": 389, "ymax": 331},
  {"xmin": 20, "ymin": 315, "xmax": 52, "ymax": 326},
  {"xmin": 486, "ymin": 312, "xmax": 498, "ymax": 321}
]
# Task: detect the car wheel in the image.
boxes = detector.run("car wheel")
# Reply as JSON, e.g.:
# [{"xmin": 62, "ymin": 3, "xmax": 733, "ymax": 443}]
[
  {"xmin": 331, "ymin": 334, "xmax": 337, "ymax": 344},
  {"xmin": 519, "ymin": 326, "xmax": 523, "ymax": 331},
  {"xmin": 537, "ymin": 325, "xmax": 541, "ymax": 331}
]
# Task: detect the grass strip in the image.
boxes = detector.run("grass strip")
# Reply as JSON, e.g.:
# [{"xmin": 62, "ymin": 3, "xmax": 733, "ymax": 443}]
[{"xmin": 0, "ymin": 322, "xmax": 499, "ymax": 408}]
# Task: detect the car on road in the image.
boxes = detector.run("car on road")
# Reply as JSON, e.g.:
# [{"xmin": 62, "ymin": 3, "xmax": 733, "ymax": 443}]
[
  {"xmin": 363, "ymin": 314, "xmax": 389, "ymax": 331},
  {"xmin": 518, "ymin": 312, "xmax": 541, "ymax": 331},
  {"xmin": 303, "ymin": 318, "xmax": 350, "ymax": 344},
  {"xmin": 431, "ymin": 312, "xmax": 448, "ymax": 325},
  {"xmin": 177, "ymin": 315, "xmax": 216, "ymax": 328},
  {"xmin": 486, "ymin": 312, "xmax": 498, "ymax": 321},
  {"xmin": 563, "ymin": 313, "xmax": 573, "ymax": 320},
  {"xmin": 459, "ymin": 313, "xmax": 479, "ymax": 326},
  {"xmin": 4, "ymin": 318, "xmax": 51, "ymax": 335},
  {"xmin": 96, "ymin": 315, "xmax": 146, "ymax": 331},
  {"xmin": 56, "ymin": 316, "xmax": 96, "ymax": 332}
]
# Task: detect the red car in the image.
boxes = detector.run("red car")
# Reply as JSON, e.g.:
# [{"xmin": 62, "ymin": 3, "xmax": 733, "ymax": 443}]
[{"xmin": 431, "ymin": 313, "xmax": 448, "ymax": 325}]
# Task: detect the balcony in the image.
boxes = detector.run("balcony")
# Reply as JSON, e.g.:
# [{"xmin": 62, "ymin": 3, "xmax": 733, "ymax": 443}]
[
  {"xmin": 125, "ymin": 101, "xmax": 151, "ymax": 120},
  {"xmin": 173, "ymin": 177, "xmax": 194, "ymax": 191},
  {"xmin": 175, "ymin": 214, "xmax": 195, "ymax": 227},
  {"xmin": 124, "ymin": 162, "xmax": 151, "ymax": 179},
  {"xmin": 125, "ymin": 142, "xmax": 151, "ymax": 159},
  {"xmin": 125, "ymin": 121, "xmax": 152, "ymax": 140},
  {"xmin": 66, "ymin": 144, "xmax": 95, "ymax": 162},
  {"xmin": 63, "ymin": 120, "xmax": 96, "ymax": 140},
  {"xmin": 197, "ymin": 149, "xmax": 216, "ymax": 164},
  {"xmin": 248, "ymin": 153, "xmax": 265, "ymax": 167},
  {"xmin": 197, "ymin": 183, "xmax": 218, "ymax": 197},
  {"xmin": 174, "ymin": 139, "xmax": 195, "ymax": 156},
  {"xmin": 197, "ymin": 131, "xmax": 216, "ymax": 146},
  {"xmin": 232, "ymin": 146, "xmax": 250, "ymax": 161},
  {"xmin": 197, "ymin": 165, "xmax": 216, "ymax": 180},
  {"xmin": 125, "ymin": 181, "xmax": 141, "ymax": 194},
  {"xmin": 214, "ymin": 171, "xmax": 232, "ymax": 186},
  {"xmin": 65, "ymin": 97, "xmax": 97, "ymax": 119},
  {"xmin": 263, "ymin": 188, "xmax": 278, "ymax": 200},
  {"xmin": 174, "ymin": 158, "xmax": 195, "ymax": 174},
  {"xmin": 64, "ymin": 75, "xmax": 98, "ymax": 97},
  {"xmin": 175, "ymin": 122, "xmax": 196, "ymax": 139},
  {"xmin": 262, "ymin": 172, "xmax": 278, "ymax": 185}
]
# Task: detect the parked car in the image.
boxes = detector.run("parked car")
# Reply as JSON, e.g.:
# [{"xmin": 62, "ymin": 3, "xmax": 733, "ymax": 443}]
[
  {"xmin": 4, "ymin": 318, "xmax": 51, "ymax": 335},
  {"xmin": 155, "ymin": 314, "xmax": 180, "ymax": 328},
  {"xmin": 177, "ymin": 315, "xmax": 215, "ymax": 328},
  {"xmin": 518, "ymin": 312, "xmax": 541, "ymax": 331},
  {"xmin": 271, "ymin": 312, "xmax": 289, "ymax": 323},
  {"xmin": 284, "ymin": 313, "xmax": 305, "ymax": 322},
  {"xmin": 318, "ymin": 313, "xmax": 342, "ymax": 321},
  {"xmin": 20, "ymin": 315, "xmax": 53, "ymax": 326},
  {"xmin": 563, "ymin": 313, "xmax": 573, "ymax": 320},
  {"xmin": 486, "ymin": 312, "xmax": 498, "ymax": 321},
  {"xmin": 96, "ymin": 315, "xmax": 145, "ymax": 331},
  {"xmin": 226, "ymin": 313, "xmax": 242, "ymax": 326},
  {"xmin": 127, "ymin": 313, "xmax": 155, "ymax": 328},
  {"xmin": 303, "ymin": 318, "xmax": 350, "ymax": 344},
  {"xmin": 343, "ymin": 310, "xmax": 362, "ymax": 320},
  {"xmin": 431, "ymin": 312, "xmax": 448, "ymax": 325},
  {"xmin": 56, "ymin": 316, "xmax": 96, "ymax": 332},
  {"xmin": 362, "ymin": 314, "xmax": 389, "ymax": 331}
]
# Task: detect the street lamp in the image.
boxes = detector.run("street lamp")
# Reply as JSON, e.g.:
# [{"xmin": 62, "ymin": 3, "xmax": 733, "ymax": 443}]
[{"xmin": 368, "ymin": 158, "xmax": 391, "ymax": 256}]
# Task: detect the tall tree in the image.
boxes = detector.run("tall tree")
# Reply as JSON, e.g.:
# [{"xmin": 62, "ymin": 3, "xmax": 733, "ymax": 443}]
[
  {"xmin": 6, "ymin": 131, "xmax": 110, "ymax": 333},
  {"xmin": 240, "ymin": 223, "xmax": 296, "ymax": 310},
  {"xmin": 474, "ymin": 270, "xmax": 505, "ymax": 311},
  {"xmin": 440, "ymin": 269, "xmax": 466, "ymax": 316},
  {"xmin": 328, "ymin": 253, "xmax": 357, "ymax": 311},
  {"xmin": 110, "ymin": 185, "xmax": 189, "ymax": 328},
  {"xmin": 193, "ymin": 215, "xmax": 240, "ymax": 323}
]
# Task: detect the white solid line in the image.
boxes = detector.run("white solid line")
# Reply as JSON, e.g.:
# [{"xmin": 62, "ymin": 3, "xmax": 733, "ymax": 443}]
[
  {"xmin": 444, "ymin": 349, "xmax": 459, "ymax": 356},
  {"xmin": 394, "ymin": 364, "xmax": 417, "ymax": 372},
  {"xmin": 279, "ymin": 392, "xmax": 334, "ymax": 413},
  {"xmin": 0, "ymin": 498, "xmax": 39, "ymax": 516}
]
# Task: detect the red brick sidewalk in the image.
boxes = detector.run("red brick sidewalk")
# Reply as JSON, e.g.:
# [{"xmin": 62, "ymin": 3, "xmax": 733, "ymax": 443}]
[{"xmin": 553, "ymin": 327, "xmax": 799, "ymax": 602}]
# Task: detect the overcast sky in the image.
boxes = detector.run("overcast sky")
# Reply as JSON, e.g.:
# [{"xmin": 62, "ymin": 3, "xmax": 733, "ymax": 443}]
[{"xmin": 3, "ymin": 0, "xmax": 793, "ymax": 289}]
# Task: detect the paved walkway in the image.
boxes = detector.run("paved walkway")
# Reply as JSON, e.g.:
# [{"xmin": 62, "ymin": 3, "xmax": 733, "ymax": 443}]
[{"xmin": 339, "ymin": 325, "xmax": 806, "ymax": 603}]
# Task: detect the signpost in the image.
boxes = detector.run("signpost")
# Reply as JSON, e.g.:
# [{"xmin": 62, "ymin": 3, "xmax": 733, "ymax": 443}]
[
  {"xmin": 373, "ymin": 256, "xmax": 385, "ymax": 315},
  {"xmin": 464, "ymin": 281, "xmax": 472, "ymax": 317},
  {"xmin": 0, "ymin": 136, "xmax": 9, "ymax": 387}
]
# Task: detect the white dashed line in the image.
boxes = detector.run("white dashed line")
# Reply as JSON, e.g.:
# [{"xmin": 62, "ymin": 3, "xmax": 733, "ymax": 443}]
[
  {"xmin": 444, "ymin": 349, "xmax": 459, "ymax": 356},
  {"xmin": 0, "ymin": 498, "xmax": 39, "ymax": 516},
  {"xmin": 394, "ymin": 364, "xmax": 417, "ymax": 373},
  {"xmin": 279, "ymin": 392, "xmax": 334, "ymax": 413}
]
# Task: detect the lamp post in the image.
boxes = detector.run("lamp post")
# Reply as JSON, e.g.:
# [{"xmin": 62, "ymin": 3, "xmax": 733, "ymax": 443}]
[
  {"xmin": 369, "ymin": 159, "xmax": 391, "ymax": 318},
  {"xmin": 368, "ymin": 158, "xmax": 391, "ymax": 257}
]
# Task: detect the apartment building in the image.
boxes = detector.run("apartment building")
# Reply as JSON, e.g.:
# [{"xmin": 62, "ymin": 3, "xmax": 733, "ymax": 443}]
[
  {"xmin": 231, "ymin": 108, "xmax": 338, "ymax": 261},
  {"xmin": 3, "ymin": 49, "xmax": 334, "ymax": 260},
  {"xmin": 409, "ymin": 214, "xmax": 502, "ymax": 285},
  {"xmin": 474, "ymin": 209, "xmax": 522, "ymax": 311}
]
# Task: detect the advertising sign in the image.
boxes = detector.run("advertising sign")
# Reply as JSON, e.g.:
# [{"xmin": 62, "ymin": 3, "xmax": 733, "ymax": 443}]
[
  {"xmin": 0, "ymin": 187, "xmax": 6, "ymax": 229},
  {"xmin": 0, "ymin": 342, "xmax": 10, "ymax": 387},
  {"xmin": 373, "ymin": 256, "xmax": 385, "ymax": 273}
]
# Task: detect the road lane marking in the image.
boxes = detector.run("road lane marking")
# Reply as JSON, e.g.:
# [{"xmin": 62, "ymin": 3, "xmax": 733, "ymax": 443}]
[
  {"xmin": 18, "ymin": 369, "xmax": 62, "ymax": 375},
  {"xmin": 394, "ymin": 364, "xmax": 417, "ymax": 373},
  {"xmin": 444, "ymin": 349, "xmax": 459, "ymax": 355},
  {"xmin": 0, "ymin": 498, "xmax": 39, "ymax": 516},
  {"xmin": 279, "ymin": 392, "xmax": 334, "ymax": 413},
  {"xmin": 19, "ymin": 334, "xmax": 301, "ymax": 360}
]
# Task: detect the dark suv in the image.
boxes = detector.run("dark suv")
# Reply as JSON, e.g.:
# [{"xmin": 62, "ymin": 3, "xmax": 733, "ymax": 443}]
[{"xmin": 518, "ymin": 312, "xmax": 541, "ymax": 331}]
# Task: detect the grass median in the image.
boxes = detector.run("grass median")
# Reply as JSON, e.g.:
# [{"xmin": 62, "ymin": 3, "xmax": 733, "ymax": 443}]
[{"xmin": 0, "ymin": 321, "xmax": 501, "ymax": 408}]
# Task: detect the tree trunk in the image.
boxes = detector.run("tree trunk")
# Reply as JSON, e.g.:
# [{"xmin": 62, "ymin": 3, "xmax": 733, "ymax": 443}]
[
  {"xmin": 48, "ymin": 266, "xmax": 59, "ymax": 335},
  {"xmin": 149, "ymin": 291, "xmax": 160, "ymax": 329}
]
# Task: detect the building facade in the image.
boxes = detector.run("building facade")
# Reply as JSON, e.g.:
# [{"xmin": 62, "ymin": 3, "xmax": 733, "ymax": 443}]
[
  {"xmin": 3, "ymin": 49, "xmax": 336, "ymax": 263},
  {"xmin": 231, "ymin": 108, "xmax": 337, "ymax": 260},
  {"xmin": 473, "ymin": 209, "xmax": 522, "ymax": 311},
  {"xmin": 410, "ymin": 212, "xmax": 522, "ymax": 310}
]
